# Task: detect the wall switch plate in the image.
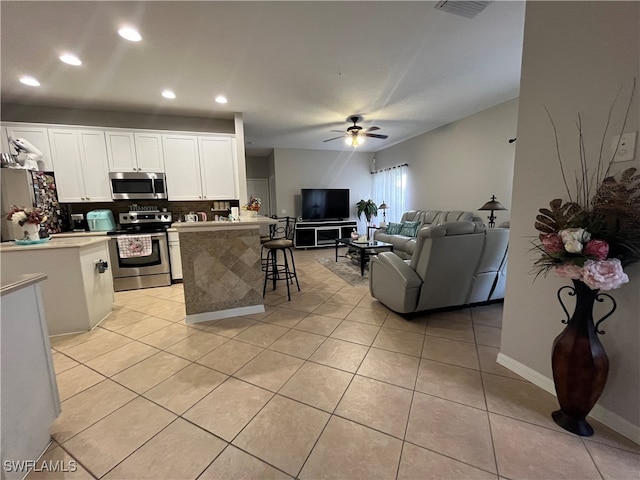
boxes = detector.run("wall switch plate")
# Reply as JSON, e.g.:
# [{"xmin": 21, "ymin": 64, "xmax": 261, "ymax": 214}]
[{"xmin": 611, "ymin": 131, "xmax": 637, "ymax": 162}]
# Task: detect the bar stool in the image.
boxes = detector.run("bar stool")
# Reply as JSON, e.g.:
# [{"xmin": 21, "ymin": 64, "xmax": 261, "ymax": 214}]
[{"xmin": 262, "ymin": 216, "xmax": 300, "ymax": 300}]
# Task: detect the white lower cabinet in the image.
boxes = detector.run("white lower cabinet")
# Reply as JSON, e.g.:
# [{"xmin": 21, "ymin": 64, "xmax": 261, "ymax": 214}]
[
  {"xmin": 168, "ymin": 230, "xmax": 182, "ymax": 280},
  {"xmin": 48, "ymin": 129, "xmax": 112, "ymax": 202}
]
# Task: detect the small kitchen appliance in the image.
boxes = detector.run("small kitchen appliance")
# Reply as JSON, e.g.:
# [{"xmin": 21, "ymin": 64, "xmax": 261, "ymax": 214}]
[
  {"xmin": 87, "ymin": 210, "xmax": 116, "ymax": 232},
  {"xmin": 107, "ymin": 208, "xmax": 173, "ymax": 291},
  {"xmin": 70, "ymin": 213, "xmax": 88, "ymax": 232}
]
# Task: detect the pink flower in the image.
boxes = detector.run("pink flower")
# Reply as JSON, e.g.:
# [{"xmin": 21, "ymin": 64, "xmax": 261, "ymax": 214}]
[
  {"xmin": 584, "ymin": 239, "xmax": 609, "ymax": 260},
  {"xmin": 540, "ymin": 233, "xmax": 564, "ymax": 254},
  {"xmin": 554, "ymin": 263, "xmax": 583, "ymax": 280},
  {"xmin": 582, "ymin": 259, "xmax": 629, "ymax": 291}
]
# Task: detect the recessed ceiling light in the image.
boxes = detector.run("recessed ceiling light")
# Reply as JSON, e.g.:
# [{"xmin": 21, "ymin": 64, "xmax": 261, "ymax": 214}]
[
  {"xmin": 118, "ymin": 27, "xmax": 142, "ymax": 42},
  {"xmin": 19, "ymin": 76, "xmax": 40, "ymax": 87},
  {"xmin": 162, "ymin": 90, "xmax": 176, "ymax": 99},
  {"xmin": 215, "ymin": 95, "xmax": 228, "ymax": 104},
  {"xmin": 59, "ymin": 53, "xmax": 82, "ymax": 66}
]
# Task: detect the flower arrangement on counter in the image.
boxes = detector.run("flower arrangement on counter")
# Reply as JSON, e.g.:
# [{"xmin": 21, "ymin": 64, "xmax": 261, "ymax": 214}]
[
  {"xmin": 6, "ymin": 206, "xmax": 48, "ymax": 226},
  {"xmin": 243, "ymin": 195, "xmax": 262, "ymax": 212},
  {"xmin": 532, "ymin": 84, "xmax": 639, "ymax": 291}
]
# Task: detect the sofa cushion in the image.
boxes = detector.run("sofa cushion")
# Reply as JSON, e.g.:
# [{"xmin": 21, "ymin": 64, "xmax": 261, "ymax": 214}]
[
  {"xmin": 385, "ymin": 222, "xmax": 403, "ymax": 235},
  {"xmin": 399, "ymin": 221, "xmax": 421, "ymax": 237}
]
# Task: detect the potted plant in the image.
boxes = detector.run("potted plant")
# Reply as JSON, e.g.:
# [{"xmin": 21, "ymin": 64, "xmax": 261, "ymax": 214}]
[{"xmin": 356, "ymin": 199, "xmax": 378, "ymax": 224}]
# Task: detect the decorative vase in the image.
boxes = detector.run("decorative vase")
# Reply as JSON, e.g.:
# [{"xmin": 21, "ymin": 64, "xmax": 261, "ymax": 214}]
[
  {"xmin": 551, "ymin": 279, "xmax": 616, "ymax": 436},
  {"xmin": 20, "ymin": 223, "xmax": 41, "ymax": 241},
  {"xmin": 247, "ymin": 210, "xmax": 258, "ymax": 218}
]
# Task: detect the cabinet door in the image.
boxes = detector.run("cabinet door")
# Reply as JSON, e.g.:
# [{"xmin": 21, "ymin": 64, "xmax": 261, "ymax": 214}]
[
  {"xmin": 134, "ymin": 133, "xmax": 165, "ymax": 172},
  {"xmin": 5, "ymin": 125, "xmax": 54, "ymax": 171},
  {"xmin": 198, "ymin": 136, "xmax": 237, "ymax": 200},
  {"xmin": 47, "ymin": 129, "xmax": 86, "ymax": 202},
  {"xmin": 77, "ymin": 130, "xmax": 112, "ymax": 202},
  {"xmin": 0, "ymin": 126, "xmax": 8, "ymax": 152},
  {"xmin": 105, "ymin": 131, "xmax": 137, "ymax": 172},
  {"xmin": 162, "ymin": 135, "xmax": 202, "ymax": 200}
]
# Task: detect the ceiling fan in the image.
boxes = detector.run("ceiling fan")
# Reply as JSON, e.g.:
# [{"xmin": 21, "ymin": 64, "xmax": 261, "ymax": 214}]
[{"xmin": 323, "ymin": 116, "xmax": 388, "ymax": 147}]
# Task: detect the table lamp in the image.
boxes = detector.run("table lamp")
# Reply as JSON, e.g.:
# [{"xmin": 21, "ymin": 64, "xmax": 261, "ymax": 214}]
[
  {"xmin": 379, "ymin": 202, "xmax": 389, "ymax": 227},
  {"xmin": 478, "ymin": 195, "xmax": 507, "ymax": 228}
]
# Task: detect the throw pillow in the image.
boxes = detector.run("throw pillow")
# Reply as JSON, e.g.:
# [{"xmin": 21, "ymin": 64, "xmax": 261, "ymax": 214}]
[
  {"xmin": 399, "ymin": 221, "xmax": 421, "ymax": 237},
  {"xmin": 385, "ymin": 222, "xmax": 403, "ymax": 235}
]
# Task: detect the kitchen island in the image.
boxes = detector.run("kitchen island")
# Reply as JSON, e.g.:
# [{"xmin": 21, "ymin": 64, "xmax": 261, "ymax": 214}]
[
  {"xmin": 0, "ymin": 237, "xmax": 114, "ymax": 335},
  {"xmin": 173, "ymin": 217, "xmax": 277, "ymax": 323}
]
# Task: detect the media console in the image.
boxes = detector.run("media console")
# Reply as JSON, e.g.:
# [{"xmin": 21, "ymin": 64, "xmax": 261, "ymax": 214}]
[{"xmin": 294, "ymin": 219, "xmax": 358, "ymax": 248}]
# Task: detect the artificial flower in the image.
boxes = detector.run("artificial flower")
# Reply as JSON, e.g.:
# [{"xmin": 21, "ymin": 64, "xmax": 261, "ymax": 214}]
[
  {"xmin": 540, "ymin": 233, "xmax": 564, "ymax": 254},
  {"xmin": 583, "ymin": 239, "xmax": 609, "ymax": 261},
  {"xmin": 582, "ymin": 259, "xmax": 629, "ymax": 291},
  {"xmin": 554, "ymin": 263, "xmax": 584, "ymax": 280}
]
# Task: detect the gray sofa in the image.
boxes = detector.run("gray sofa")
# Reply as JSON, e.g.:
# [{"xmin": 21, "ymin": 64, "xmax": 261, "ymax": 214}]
[
  {"xmin": 369, "ymin": 221, "xmax": 509, "ymax": 314},
  {"xmin": 373, "ymin": 210, "xmax": 478, "ymax": 259}
]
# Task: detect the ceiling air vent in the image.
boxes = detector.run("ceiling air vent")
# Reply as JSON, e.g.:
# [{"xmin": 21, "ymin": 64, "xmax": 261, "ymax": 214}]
[{"xmin": 435, "ymin": 1, "xmax": 491, "ymax": 19}]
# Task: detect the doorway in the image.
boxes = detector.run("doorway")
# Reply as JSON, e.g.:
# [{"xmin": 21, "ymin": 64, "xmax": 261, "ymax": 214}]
[{"xmin": 247, "ymin": 178, "xmax": 271, "ymax": 216}]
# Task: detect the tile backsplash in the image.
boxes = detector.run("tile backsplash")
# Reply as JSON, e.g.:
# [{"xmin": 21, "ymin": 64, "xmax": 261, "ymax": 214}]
[{"xmin": 63, "ymin": 199, "xmax": 240, "ymax": 224}]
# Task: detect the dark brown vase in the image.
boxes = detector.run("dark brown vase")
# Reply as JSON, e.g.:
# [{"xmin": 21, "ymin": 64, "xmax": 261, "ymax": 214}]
[{"xmin": 551, "ymin": 279, "xmax": 616, "ymax": 436}]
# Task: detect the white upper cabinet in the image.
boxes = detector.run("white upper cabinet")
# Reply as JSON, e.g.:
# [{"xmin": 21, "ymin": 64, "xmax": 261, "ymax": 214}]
[
  {"xmin": 48, "ymin": 128, "xmax": 112, "ymax": 203},
  {"xmin": 163, "ymin": 134, "xmax": 237, "ymax": 201},
  {"xmin": 134, "ymin": 133, "xmax": 164, "ymax": 172},
  {"xmin": 106, "ymin": 131, "xmax": 165, "ymax": 172},
  {"xmin": 105, "ymin": 131, "xmax": 137, "ymax": 172},
  {"xmin": 77, "ymin": 130, "xmax": 112, "ymax": 201},
  {"xmin": 198, "ymin": 136, "xmax": 238, "ymax": 200},
  {"xmin": 4, "ymin": 124, "xmax": 54, "ymax": 171},
  {"xmin": 162, "ymin": 135, "xmax": 202, "ymax": 200}
]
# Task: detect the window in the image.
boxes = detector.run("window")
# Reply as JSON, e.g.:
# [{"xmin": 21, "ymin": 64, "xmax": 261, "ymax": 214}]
[{"xmin": 372, "ymin": 163, "xmax": 408, "ymax": 223}]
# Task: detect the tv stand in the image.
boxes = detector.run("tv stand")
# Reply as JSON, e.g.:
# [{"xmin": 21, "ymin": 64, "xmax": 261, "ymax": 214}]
[{"xmin": 294, "ymin": 219, "xmax": 357, "ymax": 248}]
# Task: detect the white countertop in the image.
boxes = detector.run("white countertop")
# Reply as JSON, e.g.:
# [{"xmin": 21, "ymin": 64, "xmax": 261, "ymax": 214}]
[
  {"xmin": 1, "ymin": 273, "xmax": 48, "ymax": 296},
  {"xmin": 172, "ymin": 216, "xmax": 277, "ymax": 231},
  {"xmin": 0, "ymin": 236, "xmax": 110, "ymax": 252},
  {"xmin": 52, "ymin": 231, "xmax": 110, "ymax": 238}
]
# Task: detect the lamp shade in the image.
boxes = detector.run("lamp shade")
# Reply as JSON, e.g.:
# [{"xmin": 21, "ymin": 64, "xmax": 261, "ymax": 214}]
[
  {"xmin": 478, "ymin": 195, "xmax": 507, "ymax": 211},
  {"xmin": 379, "ymin": 202, "xmax": 389, "ymax": 210}
]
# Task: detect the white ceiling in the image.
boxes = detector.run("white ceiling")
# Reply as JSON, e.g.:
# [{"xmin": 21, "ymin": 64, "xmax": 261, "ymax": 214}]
[{"xmin": 0, "ymin": 1, "xmax": 525, "ymax": 156}]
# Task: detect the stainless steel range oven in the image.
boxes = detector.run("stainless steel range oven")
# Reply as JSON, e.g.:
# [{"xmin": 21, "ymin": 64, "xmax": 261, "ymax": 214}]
[{"xmin": 108, "ymin": 209, "xmax": 173, "ymax": 291}]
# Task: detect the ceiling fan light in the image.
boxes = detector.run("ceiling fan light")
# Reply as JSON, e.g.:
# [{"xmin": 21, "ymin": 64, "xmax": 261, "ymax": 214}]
[{"xmin": 345, "ymin": 134, "xmax": 364, "ymax": 147}]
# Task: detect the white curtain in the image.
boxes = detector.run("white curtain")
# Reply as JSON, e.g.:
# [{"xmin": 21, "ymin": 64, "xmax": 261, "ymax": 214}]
[{"xmin": 372, "ymin": 164, "xmax": 408, "ymax": 224}]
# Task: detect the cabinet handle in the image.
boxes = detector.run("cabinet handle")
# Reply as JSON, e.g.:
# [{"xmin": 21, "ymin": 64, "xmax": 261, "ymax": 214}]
[{"xmin": 86, "ymin": 197, "xmax": 90, "ymax": 201}]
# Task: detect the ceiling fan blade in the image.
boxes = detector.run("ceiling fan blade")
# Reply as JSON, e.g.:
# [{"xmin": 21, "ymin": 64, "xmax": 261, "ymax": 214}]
[
  {"xmin": 330, "ymin": 130, "xmax": 346, "ymax": 133},
  {"xmin": 323, "ymin": 136, "xmax": 345, "ymax": 142},
  {"xmin": 365, "ymin": 133, "xmax": 389, "ymax": 139},
  {"xmin": 366, "ymin": 126, "xmax": 380, "ymax": 132}
]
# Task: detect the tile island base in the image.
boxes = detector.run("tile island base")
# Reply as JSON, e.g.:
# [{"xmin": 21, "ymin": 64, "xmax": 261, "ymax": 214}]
[{"xmin": 174, "ymin": 218, "xmax": 277, "ymax": 323}]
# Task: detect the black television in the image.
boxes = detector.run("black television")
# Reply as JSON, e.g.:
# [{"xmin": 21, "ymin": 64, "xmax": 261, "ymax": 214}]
[{"xmin": 301, "ymin": 189, "xmax": 350, "ymax": 221}]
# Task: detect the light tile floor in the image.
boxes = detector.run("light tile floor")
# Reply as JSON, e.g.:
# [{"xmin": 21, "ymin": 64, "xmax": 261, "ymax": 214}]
[{"xmin": 33, "ymin": 249, "xmax": 639, "ymax": 479}]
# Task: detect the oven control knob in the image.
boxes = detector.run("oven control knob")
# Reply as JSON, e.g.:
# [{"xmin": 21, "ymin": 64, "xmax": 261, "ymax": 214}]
[{"xmin": 122, "ymin": 215, "xmax": 128, "ymax": 220}]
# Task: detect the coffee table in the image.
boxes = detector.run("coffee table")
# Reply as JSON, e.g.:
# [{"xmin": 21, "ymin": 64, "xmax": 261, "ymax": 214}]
[{"xmin": 335, "ymin": 238, "xmax": 394, "ymax": 276}]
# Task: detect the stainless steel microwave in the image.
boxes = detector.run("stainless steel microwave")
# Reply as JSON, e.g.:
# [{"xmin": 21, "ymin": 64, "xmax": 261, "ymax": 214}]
[{"xmin": 109, "ymin": 172, "xmax": 167, "ymax": 200}]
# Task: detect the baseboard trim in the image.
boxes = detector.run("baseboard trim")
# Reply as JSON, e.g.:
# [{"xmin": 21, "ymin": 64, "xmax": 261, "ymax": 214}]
[
  {"xmin": 185, "ymin": 305, "xmax": 265, "ymax": 323},
  {"xmin": 496, "ymin": 353, "xmax": 640, "ymax": 445}
]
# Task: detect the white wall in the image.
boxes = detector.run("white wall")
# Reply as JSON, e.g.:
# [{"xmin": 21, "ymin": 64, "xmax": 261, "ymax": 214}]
[
  {"xmin": 503, "ymin": 1, "xmax": 639, "ymax": 440},
  {"xmin": 374, "ymin": 99, "xmax": 517, "ymax": 223},
  {"xmin": 273, "ymin": 148, "xmax": 374, "ymax": 230}
]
